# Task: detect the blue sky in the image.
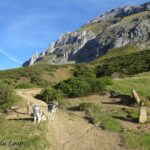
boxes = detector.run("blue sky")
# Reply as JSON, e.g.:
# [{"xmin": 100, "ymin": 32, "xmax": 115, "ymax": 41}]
[{"xmin": 0, "ymin": 0, "xmax": 149, "ymax": 70}]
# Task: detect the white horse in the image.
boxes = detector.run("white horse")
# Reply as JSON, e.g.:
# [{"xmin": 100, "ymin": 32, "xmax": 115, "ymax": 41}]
[
  {"xmin": 48, "ymin": 102, "xmax": 58, "ymax": 121},
  {"xmin": 32, "ymin": 105, "xmax": 46, "ymax": 123}
]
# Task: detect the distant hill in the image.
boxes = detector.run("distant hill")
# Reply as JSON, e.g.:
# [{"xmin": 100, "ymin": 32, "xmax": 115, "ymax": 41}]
[{"xmin": 23, "ymin": 2, "xmax": 150, "ymax": 66}]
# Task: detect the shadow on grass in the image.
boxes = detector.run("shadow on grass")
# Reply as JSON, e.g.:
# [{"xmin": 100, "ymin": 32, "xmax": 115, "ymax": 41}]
[
  {"xmin": 101, "ymin": 95, "xmax": 135, "ymax": 107},
  {"xmin": 8, "ymin": 118, "xmax": 33, "ymax": 122},
  {"xmin": 67, "ymin": 106, "xmax": 80, "ymax": 111},
  {"xmin": 84, "ymin": 116, "xmax": 93, "ymax": 124},
  {"xmin": 113, "ymin": 116, "xmax": 138, "ymax": 123},
  {"xmin": 101, "ymin": 101, "xmax": 121, "ymax": 105}
]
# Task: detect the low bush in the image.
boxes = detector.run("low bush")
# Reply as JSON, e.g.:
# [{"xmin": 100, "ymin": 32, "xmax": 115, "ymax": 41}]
[
  {"xmin": 73, "ymin": 65, "xmax": 96, "ymax": 78},
  {"xmin": 100, "ymin": 115, "xmax": 123, "ymax": 132},
  {"xmin": 37, "ymin": 86, "xmax": 63, "ymax": 102},
  {"xmin": 0, "ymin": 84, "xmax": 13, "ymax": 103},
  {"xmin": 36, "ymin": 87, "xmax": 65, "ymax": 107},
  {"xmin": 89, "ymin": 77, "xmax": 113, "ymax": 93},
  {"xmin": 0, "ymin": 93, "xmax": 21, "ymax": 110},
  {"xmin": 16, "ymin": 82, "xmax": 34, "ymax": 89},
  {"xmin": 55, "ymin": 78, "xmax": 91, "ymax": 97},
  {"xmin": 55, "ymin": 77, "xmax": 112, "ymax": 98},
  {"xmin": 78, "ymin": 102, "xmax": 94, "ymax": 112},
  {"xmin": 0, "ymin": 84, "xmax": 21, "ymax": 110},
  {"xmin": 78, "ymin": 102, "xmax": 101, "ymax": 125}
]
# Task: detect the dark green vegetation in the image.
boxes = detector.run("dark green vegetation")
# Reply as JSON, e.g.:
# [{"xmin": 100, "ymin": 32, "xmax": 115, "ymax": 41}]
[
  {"xmin": 36, "ymin": 63, "xmax": 112, "ymax": 101},
  {"xmin": 36, "ymin": 86, "xmax": 66, "ymax": 108},
  {"xmin": 0, "ymin": 115, "xmax": 50, "ymax": 150},
  {"xmin": 96, "ymin": 49, "xmax": 150, "ymax": 77},
  {"xmin": 0, "ymin": 82, "xmax": 21, "ymax": 110},
  {"xmin": 54, "ymin": 76, "xmax": 112, "ymax": 98},
  {"xmin": 37, "ymin": 87, "xmax": 63, "ymax": 103}
]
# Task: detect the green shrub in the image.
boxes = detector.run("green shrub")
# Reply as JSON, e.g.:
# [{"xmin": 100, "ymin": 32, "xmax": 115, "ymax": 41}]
[
  {"xmin": 0, "ymin": 79, "xmax": 15, "ymax": 86},
  {"xmin": 16, "ymin": 82, "xmax": 34, "ymax": 89},
  {"xmin": 55, "ymin": 77, "xmax": 112, "ymax": 98},
  {"xmin": 89, "ymin": 77, "xmax": 112, "ymax": 93},
  {"xmin": 36, "ymin": 87, "xmax": 64, "ymax": 107},
  {"xmin": 100, "ymin": 115, "xmax": 123, "ymax": 132},
  {"xmin": 0, "ymin": 84, "xmax": 13, "ymax": 103},
  {"xmin": 78, "ymin": 102, "xmax": 94, "ymax": 112},
  {"xmin": 90, "ymin": 109, "xmax": 101, "ymax": 125},
  {"xmin": 73, "ymin": 65, "xmax": 96, "ymax": 78},
  {"xmin": 0, "ymin": 84, "xmax": 21, "ymax": 110},
  {"xmin": 0, "ymin": 93, "xmax": 21, "ymax": 110},
  {"xmin": 55, "ymin": 78, "xmax": 91, "ymax": 97}
]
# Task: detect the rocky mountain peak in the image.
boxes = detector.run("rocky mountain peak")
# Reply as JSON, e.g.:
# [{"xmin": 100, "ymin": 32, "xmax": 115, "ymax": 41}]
[{"xmin": 23, "ymin": 2, "xmax": 150, "ymax": 67}]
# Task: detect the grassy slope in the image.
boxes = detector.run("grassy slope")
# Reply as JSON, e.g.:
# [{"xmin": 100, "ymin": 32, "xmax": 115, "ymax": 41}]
[
  {"xmin": 121, "ymin": 11, "xmax": 150, "ymax": 24},
  {"xmin": 79, "ymin": 23, "xmax": 103, "ymax": 35},
  {"xmin": 92, "ymin": 45, "xmax": 144, "ymax": 65},
  {"xmin": 95, "ymin": 49, "xmax": 150, "ymax": 77},
  {"xmin": 0, "ymin": 64, "xmax": 73, "ymax": 87},
  {"xmin": 109, "ymin": 72, "xmax": 150, "ymax": 101}
]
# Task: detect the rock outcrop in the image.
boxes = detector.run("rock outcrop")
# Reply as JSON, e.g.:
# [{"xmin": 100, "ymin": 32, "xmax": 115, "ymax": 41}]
[{"xmin": 23, "ymin": 2, "xmax": 150, "ymax": 66}]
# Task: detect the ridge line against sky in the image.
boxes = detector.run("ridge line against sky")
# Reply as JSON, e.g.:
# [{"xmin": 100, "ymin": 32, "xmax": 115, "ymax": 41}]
[{"xmin": 0, "ymin": 0, "xmax": 149, "ymax": 70}]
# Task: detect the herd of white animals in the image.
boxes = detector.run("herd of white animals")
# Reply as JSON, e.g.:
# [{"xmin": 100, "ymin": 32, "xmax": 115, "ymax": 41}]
[{"xmin": 32, "ymin": 102, "xmax": 58, "ymax": 123}]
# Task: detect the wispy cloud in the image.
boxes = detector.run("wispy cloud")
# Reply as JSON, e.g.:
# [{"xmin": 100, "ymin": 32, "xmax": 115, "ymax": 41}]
[{"xmin": 0, "ymin": 48, "xmax": 21, "ymax": 64}]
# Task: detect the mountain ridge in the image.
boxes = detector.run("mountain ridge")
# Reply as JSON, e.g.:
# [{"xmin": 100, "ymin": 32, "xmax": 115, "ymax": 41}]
[{"xmin": 23, "ymin": 2, "xmax": 150, "ymax": 67}]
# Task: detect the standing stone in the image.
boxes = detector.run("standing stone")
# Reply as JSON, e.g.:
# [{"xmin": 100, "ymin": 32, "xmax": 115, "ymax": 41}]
[
  {"xmin": 139, "ymin": 106, "xmax": 147, "ymax": 123},
  {"xmin": 132, "ymin": 89, "xmax": 141, "ymax": 104}
]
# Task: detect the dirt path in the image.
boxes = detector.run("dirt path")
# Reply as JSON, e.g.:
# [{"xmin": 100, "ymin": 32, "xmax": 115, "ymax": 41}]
[{"xmin": 16, "ymin": 89, "xmax": 127, "ymax": 150}]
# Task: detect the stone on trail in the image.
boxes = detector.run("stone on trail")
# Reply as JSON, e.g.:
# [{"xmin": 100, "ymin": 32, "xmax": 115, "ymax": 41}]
[{"xmin": 139, "ymin": 106, "xmax": 147, "ymax": 124}]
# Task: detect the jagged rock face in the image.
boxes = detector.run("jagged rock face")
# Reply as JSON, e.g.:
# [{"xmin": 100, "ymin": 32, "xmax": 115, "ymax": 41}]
[
  {"xmin": 23, "ymin": 2, "xmax": 150, "ymax": 67},
  {"xmin": 47, "ymin": 31, "xmax": 96, "ymax": 64},
  {"xmin": 23, "ymin": 31, "xmax": 96, "ymax": 66}
]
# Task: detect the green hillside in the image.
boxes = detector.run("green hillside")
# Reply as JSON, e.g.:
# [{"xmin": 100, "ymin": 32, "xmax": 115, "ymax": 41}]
[
  {"xmin": 96, "ymin": 49, "xmax": 150, "ymax": 77},
  {"xmin": 0, "ymin": 64, "xmax": 73, "ymax": 88}
]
